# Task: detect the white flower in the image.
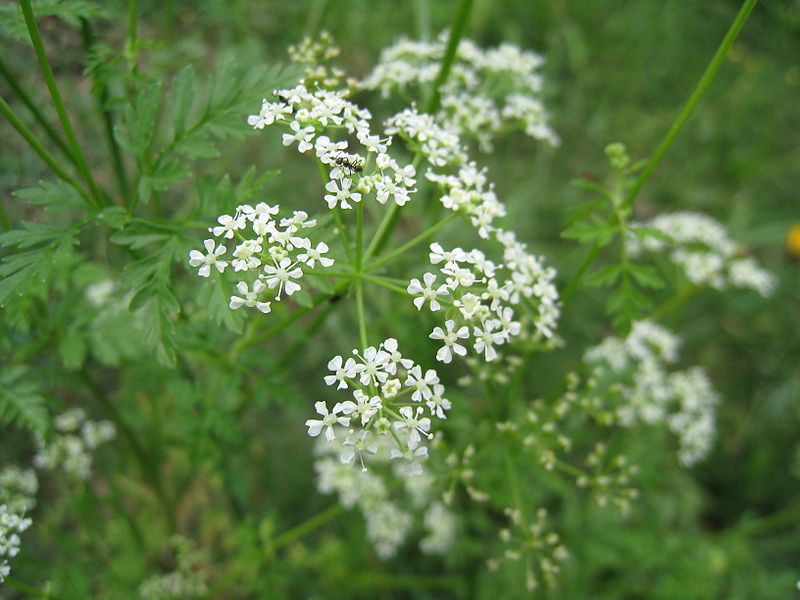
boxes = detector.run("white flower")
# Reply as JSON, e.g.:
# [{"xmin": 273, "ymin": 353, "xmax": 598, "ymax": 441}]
[
  {"xmin": 324, "ymin": 178, "xmax": 362, "ymax": 210},
  {"xmin": 305, "ymin": 401, "xmax": 351, "ymax": 442},
  {"xmin": 340, "ymin": 430, "xmax": 378, "ymax": 471},
  {"xmin": 262, "ymin": 257, "xmax": 303, "ymax": 299},
  {"xmin": 405, "ymin": 365, "xmax": 440, "ymax": 402},
  {"xmin": 473, "ymin": 319, "xmax": 504, "ymax": 361},
  {"xmin": 229, "ymin": 280, "xmax": 272, "ymax": 313},
  {"xmin": 339, "ymin": 389, "xmax": 382, "ymax": 426},
  {"xmin": 407, "ymin": 272, "xmax": 448, "ymax": 311},
  {"xmin": 430, "ymin": 320, "xmax": 470, "ymax": 363},
  {"xmin": 297, "ymin": 241, "xmax": 334, "ymax": 267},
  {"xmin": 324, "ymin": 355, "xmax": 358, "ymax": 390},
  {"xmin": 211, "ymin": 213, "xmax": 246, "ymax": 238},
  {"xmin": 390, "ymin": 444, "xmax": 429, "ymax": 476},
  {"xmin": 188, "ymin": 239, "xmax": 228, "ymax": 277},
  {"xmin": 354, "ymin": 345, "xmax": 393, "ymax": 386},
  {"xmin": 394, "ymin": 405, "xmax": 432, "ymax": 446},
  {"xmin": 282, "ymin": 120, "xmax": 316, "ymax": 153}
]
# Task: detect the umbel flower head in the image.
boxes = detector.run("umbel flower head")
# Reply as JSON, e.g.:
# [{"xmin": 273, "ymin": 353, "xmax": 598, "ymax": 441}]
[{"xmin": 306, "ymin": 338, "xmax": 450, "ymax": 476}]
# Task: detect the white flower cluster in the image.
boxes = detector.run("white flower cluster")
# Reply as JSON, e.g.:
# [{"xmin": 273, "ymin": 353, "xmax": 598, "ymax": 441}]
[
  {"xmin": 0, "ymin": 467, "xmax": 37, "ymax": 514},
  {"xmin": 190, "ymin": 204, "xmax": 333, "ymax": 311},
  {"xmin": 0, "ymin": 503, "xmax": 32, "ymax": 583},
  {"xmin": 384, "ymin": 107, "xmax": 466, "ymax": 167},
  {"xmin": 33, "ymin": 408, "xmax": 116, "ymax": 479},
  {"xmin": 315, "ymin": 433, "xmax": 456, "ymax": 559},
  {"xmin": 362, "ymin": 33, "xmax": 558, "ymax": 149},
  {"xmin": 584, "ymin": 321, "xmax": 719, "ymax": 466},
  {"xmin": 306, "ymin": 338, "xmax": 451, "ymax": 477},
  {"xmin": 247, "ymin": 83, "xmax": 419, "ymax": 210},
  {"xmin": 408, "ymin": 238, "xmax": 559, "ymax": 365},
  {"xmin": 139, "ymin": 536, "xmax": 207, "ymax": 600},
  {"xmin": 629, "ymin": 211, "xmax": 776, "ymax": 296},
  {"xmin": 0, "ymin": 467, "xmax": 37, "ymax": 583},
  {"xmin": 427, "ymin": 163, "xmax": 506, "ymax": 238}
]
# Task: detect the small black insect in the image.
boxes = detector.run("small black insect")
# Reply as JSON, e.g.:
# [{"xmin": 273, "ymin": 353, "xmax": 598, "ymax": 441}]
[{"xmin": 334, "ymin": 152, "xmax": 363, "ymax": 175}]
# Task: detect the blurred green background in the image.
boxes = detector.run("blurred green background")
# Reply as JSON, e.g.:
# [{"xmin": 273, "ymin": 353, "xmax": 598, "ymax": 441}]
[{"xmin": 1, "ymin": 0, "xmax": 799, "ymax": 598}]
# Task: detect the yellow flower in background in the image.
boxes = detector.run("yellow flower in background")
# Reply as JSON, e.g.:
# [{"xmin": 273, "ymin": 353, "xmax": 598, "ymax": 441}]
[{"xmin": 787, "ymin": 225, "xmax": 800, "ymax": 258}]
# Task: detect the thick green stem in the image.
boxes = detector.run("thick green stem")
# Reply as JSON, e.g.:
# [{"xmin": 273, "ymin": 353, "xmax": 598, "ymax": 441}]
[
  {"xmin": 19, "ymin": 0, "xmax": 104, "ymax": 208},
  {"xmin": 426, "ymin": 0, "xmax": 473, "ymax": 115},
  {"xmin": 0, "ymin": 95, "xmax": 91, "ymax": 205},
  {"xmin": 622, "ymin": 0, "xmax": 759, "ymax": 207},
  {"xmin": 0, "ymin": 55, "xmax": 72, "ymax": 161}
]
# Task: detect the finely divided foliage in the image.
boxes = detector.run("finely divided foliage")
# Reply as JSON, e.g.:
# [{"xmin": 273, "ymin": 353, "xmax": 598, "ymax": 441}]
[
  {"xmin": 182, "ymin": 30, "xmax": 774, "ymax": 572},
  {"xmin": 0, "ymin": 0, "xmax": 784, "ymax": 593}
]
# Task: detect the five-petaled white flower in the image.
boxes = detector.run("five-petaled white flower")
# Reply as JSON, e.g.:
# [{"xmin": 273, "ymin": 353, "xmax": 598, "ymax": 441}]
[
  {"xmin": 429, "ymin": 320, "xmax": 470, "ymax": 363},
  {"xmin": 189, "ymin": 239, "xmax": 228, "ymax": 277},
  {"xmin": 407, "ymin": 273, "xmax": 448, "ymax": 311},
  {"xmin": 298, "ymin": 241, "xmax": 334, "ymax": 268},
  {"xmin": 473, "ymin": 319, "xmax": 505, "ymax": 361},
  {"xmin": 282, "ymin": 121, "xmax": 316, "ymax": 153},
  {"xmin": 305, "ymin": 401, "xmax": 351, "ymax": 442},
  {"xmin": 394, "ymin": 405, "xmax": 432, "ymax": 446},
  {"xmin": 262, "ymin": 257, "xmax": 303, "ymax": 299},
  {"xmin": 324, "ymin": 178, "xmax": 361, "ymax": 210},
  {"xmin": 229, "ymin": 280, "xmax": 271, "ymax": 313},
  {"xmin": 324, "ymin": 355, "xmax": 358, "ymax": 390},
  {"xmin": 340, "ymin": 429, "xmax": 378, "ymax": 471}
]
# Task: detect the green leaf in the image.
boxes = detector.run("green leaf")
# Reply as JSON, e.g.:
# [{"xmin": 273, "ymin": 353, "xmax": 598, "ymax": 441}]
[
  {"xmin": 116, "ymin": 80, "xmax": 164, "ymax": 162},
  {"xmin": 587, "ymin": 263, "xmax": 623, "ymax": 288},
  {"xmin": 205, "ymin": 274, "xmax": 244, "ymax": 333},
  {"xmin": 138, "ymin": 159, "xmax": 192, "ymax": 203},
  {"xmin": 0, "ymin": 227, "xmax": 79, "ymax": 304},
  {"xmin": 59, "ymin": 329, "xmax": 87, "ymax": 370},
  {"xmin": 170, "ymin": 64, "xmax": 197, "ymax": 138},
  {"xmin": 630, "ymin": 226, "xmax": 673, "ymax": 244},
  {"xmin": 95, "ymin": 207, "xmax": 129, "ymax": 229},
  {"xmin": 561, "ymin": 216, "xmax": 616, "ymax": 247},
  {"xmin": 14, "ymin": 180, "xmax": 86, "ymax": 212},
  {"xmin": 0, "ymin": 364, "xmax": 50, "ymax": 434},
  {"xmin": 626, "ymin": 264, "xmax": 665, "ymax": 289}
]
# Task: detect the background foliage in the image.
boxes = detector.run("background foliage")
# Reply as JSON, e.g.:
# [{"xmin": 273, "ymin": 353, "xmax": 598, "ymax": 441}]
[{"xmin": 1, "ymin": 0, "xmax": 799, "ymax": 598}]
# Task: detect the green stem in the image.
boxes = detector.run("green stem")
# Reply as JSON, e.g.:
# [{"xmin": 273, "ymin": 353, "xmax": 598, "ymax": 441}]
[
  {"xmin": 356, "ymin": 200, "xmax": 364, "ymax": 271},
  {"xmin": 560, "ymin": 241, "xmax": 602, "ymax": 305},
  {"xmin": 357, "ymin": 272, "xmax": 414, "ymax": 297},
  {"xmin": 2, "ymin": 578, "xmax": 66, "ymax": 600},
  {"xmin": 0, "ymin": 95, "xmax": 91, "ymax": 205},
  {"xmin": 426, "ymin": 0, "xmax": 473, "ymax": 115},
  {"xmin": 19, "ymin": 0, "xmax": 104, "ymax": 208},
  {"xmin": 0, "ymin": 55, "xmax": 72, "ymax": 161},
  {"xmin": 363, "ymin": 0, "xmax": 472, "ymax": 263},
  {"xmin": 647, "ymin": 284, "xmax": 700, "ymax": 322},
  {"xmin": 725, "ymin": 502, "xmax": 800, "ymax": 539},
  {"xmin": 232, "ymin": 280, "xmax": 351, "ymax": 356},
  {"xmin": 355, "ymin": 282, "xmax": 368, "ymax": 348},
  {"xmin": 622, "ymin": 0, "xmax": 759, "ymax": 207},
  {"xmin": 271, "ymin": 503, "xmax": 344, "ymax": 551},
  {"xmin": 366, "ymin": 212, "xmax": 459, "ymax": 271},
  {"xmin": 80, "ymin": 18, "xmax": 131, "ymax": 205}
]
